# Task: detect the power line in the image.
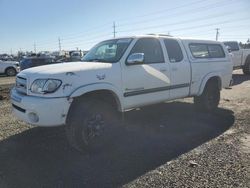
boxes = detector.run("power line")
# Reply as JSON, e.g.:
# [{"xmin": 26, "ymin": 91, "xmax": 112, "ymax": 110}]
[
  {"xmin": 116, "ymin": 0, "xmax": 206, "ymax": 22},
  {"xmin": 117, "ymin": 0, "xmax": 235, "ymax": 28},
  {"xmin": 117, "ymin": 14, "xmax": 249, "ymax": 34},
  {"xmin": 22, "ymin": 0, "xmax": 248, "ymax": 52},
  {"xmin": 61, "ymin": 33, "xmax": 111, "ymax": 46},
  {"xmin": 32, "ymin": 0, "xmax": 231, "ymax": 46},
  {"xmin": 57, "ymin": 22, "xmax": 111, "ymax": 39}
]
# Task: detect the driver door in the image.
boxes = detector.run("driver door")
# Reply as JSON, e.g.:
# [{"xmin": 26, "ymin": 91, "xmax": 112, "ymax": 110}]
[{"xmin": 121, "ymin": 38, "xmax": 171, "ymax": 109}]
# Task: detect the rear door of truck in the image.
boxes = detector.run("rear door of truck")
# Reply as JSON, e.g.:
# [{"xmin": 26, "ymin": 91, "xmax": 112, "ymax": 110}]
[
  {"xmin": 223, "ymin": 42, "xmax": 242, "ymax": 67},
  {"xmin": 162, "ymin": 38, "xmax": 191, "ymax": 99}
]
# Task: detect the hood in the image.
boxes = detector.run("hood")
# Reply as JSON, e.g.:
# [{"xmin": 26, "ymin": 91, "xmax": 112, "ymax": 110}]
[{"xmin": 20, "ymin": 61, "xmax": 112, "ymax": 75}]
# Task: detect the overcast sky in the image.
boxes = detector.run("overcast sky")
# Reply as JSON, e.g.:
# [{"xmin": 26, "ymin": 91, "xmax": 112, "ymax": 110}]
[{"xmin": 0, "ymin": 0, "xmax": 249, "ymax": 53}]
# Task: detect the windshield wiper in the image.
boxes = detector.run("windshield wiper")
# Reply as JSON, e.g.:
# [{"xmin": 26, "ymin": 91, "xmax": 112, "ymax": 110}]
[{"xmin": 83, "ymin": 59, "xmax": 109, "ymax": 62}]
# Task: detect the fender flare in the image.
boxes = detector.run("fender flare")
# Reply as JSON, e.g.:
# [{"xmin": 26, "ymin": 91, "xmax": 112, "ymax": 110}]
[
  {"xmin": 69, "ymin": 82, "xmax": 123, "ymax": 111},
  {"xmin": 197, "ymin": 72, "xmax": 222, "ymax": 96}
]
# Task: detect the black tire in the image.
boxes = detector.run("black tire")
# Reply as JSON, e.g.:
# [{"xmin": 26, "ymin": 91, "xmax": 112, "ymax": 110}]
[
  {"xmin": 194, "ymin": 81, "xmax": 220, "ymax": 112},
  {"xmin": 242, "ymin": 57, "xmax": 250, "ymax": 75},
  {"xmin": 5, "ymin": 67, "xmax": 17, "ymax": 76},
  {"xmin": 65, "ymin": 98, "xmax": 119, "ymax": 153}
]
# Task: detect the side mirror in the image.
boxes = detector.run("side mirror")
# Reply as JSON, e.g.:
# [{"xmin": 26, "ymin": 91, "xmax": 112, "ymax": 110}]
[
  {"xmin": 226, "ymin": 46, "xmax": 232, "ymax": 53},
  {"xmin": 126, "ymin": 53, "xmax": 144, "ymax": 65}
]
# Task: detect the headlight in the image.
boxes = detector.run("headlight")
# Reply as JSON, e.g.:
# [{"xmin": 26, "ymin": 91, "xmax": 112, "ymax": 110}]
[{"xmin": 30, "ymin": 79, "xmax": 62, "ymax": 94}]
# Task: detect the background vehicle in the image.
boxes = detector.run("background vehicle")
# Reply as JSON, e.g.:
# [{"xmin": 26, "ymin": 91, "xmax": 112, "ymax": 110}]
[
  {"xmin": 69, "ymin": 51, "xmax": 82, "ymax": 61},
  {"xmin": 11, "ymin": 35, "xmax": 233, "ymax": 152},
  {"xmin": 20, "ymin": 57, "xmax": 58, "ymax": 71},
  {"xmin": 0, "ymin": 60, "xmax": 19, "ymax": 76},
  {"xmin": 223, "ymin": 41, "xmax": 250, "ymax": 75}
]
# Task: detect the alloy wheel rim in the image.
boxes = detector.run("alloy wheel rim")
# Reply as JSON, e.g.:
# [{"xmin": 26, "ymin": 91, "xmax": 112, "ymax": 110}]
[{"xmin": 85, "ymin": 113, "xmax": 105, "ymax": 141}]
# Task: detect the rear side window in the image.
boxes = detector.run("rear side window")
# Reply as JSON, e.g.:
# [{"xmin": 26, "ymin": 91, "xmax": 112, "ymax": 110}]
[
  {"xmin": 189, "ymin": 44, "xmax": 209, "ymax": 58},
  {"xmin": 208, "ymin": 45, "xmax": 225, "ymax": 58},
  {"xmin": 164, "ymin": 39, "xmax": 183, "ymax": 63},
  {"xmin": 189, "ymin": 43, "xmax": 225, "ymax": 58},
  {"xmin": 223, "ymin": 42, "xmax": 239, "ymax": 51},
  {"xmin": 129, "ymin": 38, "xmax": 164, "ymax": 64}
]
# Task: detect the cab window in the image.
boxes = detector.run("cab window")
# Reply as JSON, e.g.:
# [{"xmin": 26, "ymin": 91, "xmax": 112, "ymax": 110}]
[
  {"xmin": 164, "ymin": 39, "xmax": 183, "ymax": 63},
  {"xmin": 129, "ymin": 38, "xmax": 164, "ymax": 64}
]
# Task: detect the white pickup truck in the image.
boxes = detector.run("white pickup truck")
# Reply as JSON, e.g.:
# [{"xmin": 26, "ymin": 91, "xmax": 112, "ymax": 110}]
[
  {"xmin": 0, "ymin": 60, "xmax": 19, "ymax": 76},
  {"xmin": 11, "ymin": 35, "xmax": 233, "ymax": 152},
  {"xmin": 223, "ymin": 41, "xmax": 250, "ymax": 74}
]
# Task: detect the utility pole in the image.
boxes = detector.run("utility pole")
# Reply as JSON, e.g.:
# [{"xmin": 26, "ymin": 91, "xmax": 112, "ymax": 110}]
[
  {"xmin": 34, "ymin": 43, "xmax": 36, "ymax": 53},
  {"xmin": 58, "ymin": 37, "xmax": 61, "ymax": 52},
  {"xmin": 215, "ymin": 28, "xmax": 220, "ymax": 41},
  {"xmin": 113, "ymin": 22, "xmax": 117, "ymax": 38}
]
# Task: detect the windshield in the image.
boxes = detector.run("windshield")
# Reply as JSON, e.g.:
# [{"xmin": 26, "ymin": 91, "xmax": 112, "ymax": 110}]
[
  {"xmin": 82, "ymin": 38, "xmax": 132, "ymax": 63},
  {"xmin": 223, "ymin": 42, "xmax": 239, "ymax": 51}
]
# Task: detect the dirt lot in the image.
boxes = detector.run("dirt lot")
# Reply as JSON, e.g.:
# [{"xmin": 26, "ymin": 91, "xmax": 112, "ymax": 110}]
[
  {"xmin": 0, "ymin": 70, "xmax": 249, "ymax": 188},
  {"xmin": 0, "ymin": 75, "xmax": 15, "ymax": 87}
]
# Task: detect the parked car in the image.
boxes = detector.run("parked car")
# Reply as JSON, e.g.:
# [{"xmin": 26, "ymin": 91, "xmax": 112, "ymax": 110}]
[
  {"xmin": 20, "ymin": 57, "xmax": 58, "ymax": 71},
  {"xmin": 11, "ymin": 35, "xmax": 233, "ymax": 152},
  {"xmin": 223, "ymin": 41, "xmax": 250, "ymax": 74},
  {"xmin": 69, "ymin": 51, "xmax": 82, "ymax": 61},
  {"xmin": 0, "ymin": 60, "xmax": 19, "ymax": 76}
]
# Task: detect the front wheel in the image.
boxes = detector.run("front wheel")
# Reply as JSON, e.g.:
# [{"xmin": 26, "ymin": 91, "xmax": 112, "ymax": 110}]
[
  {"xmin": 5, "ymin": 67, "xmax": 17, "ymax": 76},
  {"xmin": 65, "ymin": 98, "xmax": 119, "ymax": 153},
  {"xmin": 194, "ymin": 81, "xmax": 220, "ymax": 112}
]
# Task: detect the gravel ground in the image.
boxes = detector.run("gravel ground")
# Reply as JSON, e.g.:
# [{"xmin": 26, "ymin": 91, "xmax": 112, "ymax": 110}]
[
  {"xmin": 0, "ymin": 76, "xmax": 15, "ymax": 100},
  {"xmin": 0, "ymin": 75, "xmax": 15, "ymax": 87},
  {"xmin": 125, "ymin": 70, "xmax": 250, "ymax": 188},
  {"xmin": 0, "ymin": 70, "xmax": 249, "ymax": 188}
]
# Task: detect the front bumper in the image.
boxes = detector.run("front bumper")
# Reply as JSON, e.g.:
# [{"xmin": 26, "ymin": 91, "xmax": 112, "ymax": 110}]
[{"xmin": 11, "ymin": 89, "xmax": 71, "ymax": 127}]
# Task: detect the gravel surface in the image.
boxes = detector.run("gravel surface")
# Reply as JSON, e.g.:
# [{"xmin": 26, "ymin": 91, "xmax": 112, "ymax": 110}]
[
  {"xmin": 0, "ymin": 76, "xmax": 15, "ymax": 100},
  {"xmin": 0, "ymin": 70, "xmax": 249, "ymax": 188},
  {"xmin": 125, "ymin": 70, "xmax": 250, "ymax": 188},
  {"xmin": 0, "ymin": 76, "xmax": 15, "ymax": 87}
]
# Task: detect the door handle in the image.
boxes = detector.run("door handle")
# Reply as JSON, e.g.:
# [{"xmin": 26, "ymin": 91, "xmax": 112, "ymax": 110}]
[
  {"xmin": 172, "ymin": 67, "xmax": 178, "ymax": 71},
  {"xmin": 160, "ymin": 68, "xmax": 167, "ymax": 72}
]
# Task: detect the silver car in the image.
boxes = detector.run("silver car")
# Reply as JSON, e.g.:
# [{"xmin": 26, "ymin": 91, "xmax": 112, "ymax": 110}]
[{"xmin": 0, "ymin": 60, "xmax": 20, "ymax": 76}]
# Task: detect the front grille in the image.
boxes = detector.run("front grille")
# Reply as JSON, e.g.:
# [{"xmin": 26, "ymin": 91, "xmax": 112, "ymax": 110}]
[{"xmin": 16, "ymin": 76, "xmax": 27, "ymax": 95}]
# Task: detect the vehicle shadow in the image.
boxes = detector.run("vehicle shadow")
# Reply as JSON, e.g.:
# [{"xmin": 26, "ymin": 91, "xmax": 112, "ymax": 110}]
[
  {"xmin": 0, "ymin": 101, "xmax": 234, "ymax": 188},
  {"xmin": 232, "ymin": 73, "xmax": 250, "ymax": 86}
]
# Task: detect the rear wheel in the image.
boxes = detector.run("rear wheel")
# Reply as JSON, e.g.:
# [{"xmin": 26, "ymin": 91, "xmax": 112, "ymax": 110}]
[
  {"xmin": 243, "ymin": 57, "xmax": 250, "ymax": 75},
  {"xmin": 194, "ymin": 81, "xmax": 220, "ymax": 112},
  {"xmin": 5, "ymin": 67, "xmax": 17, "ymax": 76},
  {"xmin": 65, "ymin": 98, "xmax": 119, "ymax": 153}
]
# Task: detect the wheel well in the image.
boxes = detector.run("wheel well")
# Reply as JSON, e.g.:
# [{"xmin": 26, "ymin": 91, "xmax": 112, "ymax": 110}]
[
  {"xmin": 5, "ymin": 66, "xmax": 16, "ymax": 74},
  {"xmin": 206, "ymin": 76, "xmax": 222, "ymax": 90},
  {"xmin": 72, "ymin": 90, "xmax": 121, "ymax": 112}
]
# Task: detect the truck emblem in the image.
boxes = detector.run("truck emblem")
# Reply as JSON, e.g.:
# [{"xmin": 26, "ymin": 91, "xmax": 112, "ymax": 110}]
[{"xmin": 96, "ymin": 74, "xmax": 106, "ymax": 80}]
